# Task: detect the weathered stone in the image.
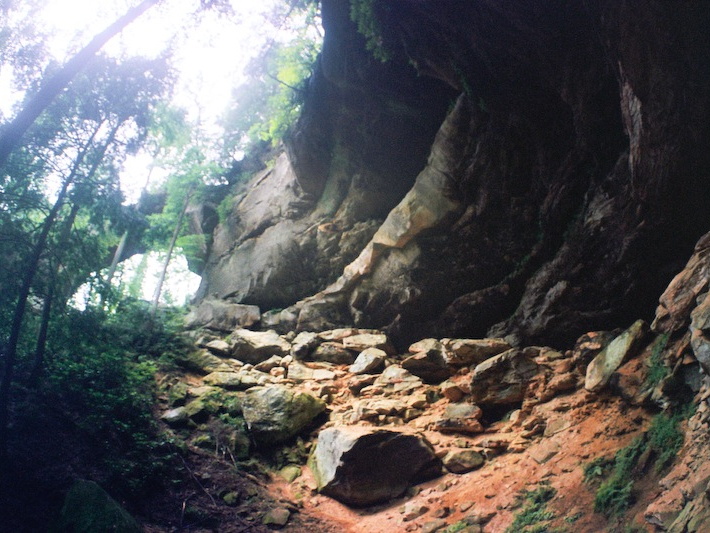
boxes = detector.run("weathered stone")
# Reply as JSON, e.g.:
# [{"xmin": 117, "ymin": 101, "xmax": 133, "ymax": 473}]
[
  {"xmin": 53, "ymin": 480, "xmax": 141, "ymax": 533},
  {"xmin": 318, "ymin": 328, "xmax": 365, "ymax": 341},
  {"xmin": 204, "ymin": 339, "xmax": 231, "ymax": 357},
  {"xmin": 440, "ymin": 338, "xmax": 512, "ymax": 366},
  {"xmin": 291, "ymin": 331, "xmax": 321, "ymax": 359},
  {"xmin": 185, "ymin": 299, "xmax": 260, "ymax": 332},
  {"xmin": 402, "ymin": 502, "xmax": 429, "ymax": 521},
  {"xmin": 279, "ymin": 465, "xmax": 302, "ymax": 482},
  {"xmin": 421, "ymin": 519, "xmax": 448, "ymax": 533},
  {"xmin": 653, "ymin": 231, "xmax": 710, "ymax": 334},
  {"xmin": 350, "ymin": 348, "xmax": 387, "ymax": 374},
  {"xmin": 342, "ymin": 333, "xmax": 395, "ymax": 355},
  {"xmin": 442, "ymin": 449, "xmax": 485, "ymax": 474},
  {"xmin": 287, "ymin": 361, "xmax": 314, "ymax": 381},
  {"xmin": 435, "ymin": 403, "xmax": 484, "ymax": 435},
  {"xmin": 262, "ymin": 507, "xmax": 290, "ymax": 527},
  {"xmin": 242, "ymin": 386, "xmax": 326, "ymax": 446},
  {"xmin": 168, "ymin": 382, "xmax": 189, "ymax": 406},
  {"xmin": 311, "ymin": 341, "xmax": 356, "ymax": 364},
  {"xmin": 690, "ymin": 292, "xmax": 710, "ymax": 375},
  {"xmin": 470, "ymin": 349, "xmax": 540, "ymax": 406},
  {"xmin": 310, "ymin": 427, "xmax": 442, "ymax": 506},
  {"xmin": 402, "ymin": 349, "xmax": 453, "ymax": 384},
  {"xmin": 348, "ymin": 374, "xmax": 377, "ymax": 395},
  {"xmin": 203, "ymin": 371, "xmax": 243, "ymax": 390},
  {"xmin": 440, "ymin": 380, "xmax": 465, "ymax": 402},
  {"xmin": 173, "ymin": 350, "xmax": 230, "ymax": 375},
  {"xmin": 529, "ymin": 440, "xmax": 560, "ymax": 464},
  {"xmin": 313, "ymin": 368, "xmax": 336, "ymax": 381},
  {"xmin": 184, "ymin": 398, "xmax": 211, "ymax": 422},
  {"xmin": 238, "ymin": 370, "xmax": 273, "ymax": 388},
  {"xmin": 374, "ymin": 365, "xmax": 423, "ymax": 393},
  {"xmin": 231, "ymin": 329, "xmax": 291, "ymax": 364},
  {"xmin": 585, "ymin": 320, "xmax": 649, "ymax": 392},
  {"xmin": 161, "ymin": 406, "xmax": 188, "ymax": 426},
  {"xmin": 408, "ymin": 338, "xmax": 446, "ymax": 357},
  {"xmin": 352, "ymin": 399, "xmax": 407, "ymax": 422},
  {"xmin": 254, "ymin": 355, "xmax": 283, "ymax": 373}
]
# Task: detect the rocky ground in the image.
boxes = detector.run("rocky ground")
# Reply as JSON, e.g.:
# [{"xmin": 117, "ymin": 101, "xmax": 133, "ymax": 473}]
[
  {"xmin": 146, "ymin": 232, "xmax": 710, "ymax": 532},
  {"xmin": 152, "ymin": 319, "xmax": 707, "ymax": 532}
]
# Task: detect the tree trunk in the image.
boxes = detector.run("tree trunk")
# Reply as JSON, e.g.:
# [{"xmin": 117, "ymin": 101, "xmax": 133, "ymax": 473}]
[
  {"xmin": 0, "ymin": 0, "xmax": 159, "ymax": 170},
  {"xmin": 29, "ymin": 199, "xmax": 81, "ymax": 386},
  {"xmin": 0, "ymin": 120, "xmax": 107, "ymax": 460},
  {"xmin": 151, "ymin": 185, "xmax": 195, "ymax": 315}
]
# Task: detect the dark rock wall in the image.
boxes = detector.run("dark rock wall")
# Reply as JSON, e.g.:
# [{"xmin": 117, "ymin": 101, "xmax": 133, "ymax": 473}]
[{"xmin": 199, "ymin": 0, "xmax": 710, "ymax": 349}]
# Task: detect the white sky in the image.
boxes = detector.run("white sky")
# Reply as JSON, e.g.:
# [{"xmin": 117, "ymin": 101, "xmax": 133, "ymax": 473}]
[
  {"xmin": 22, "ymin": 0, "xmax": 290, "ymax": 202},
  {"xmin": 8, "ymin": 0, "xmax": 301, "ymax": 306}
]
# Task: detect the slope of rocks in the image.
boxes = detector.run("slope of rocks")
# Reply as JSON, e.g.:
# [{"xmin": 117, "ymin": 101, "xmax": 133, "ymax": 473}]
[{"xmin": 163, "ymin": 231, "xmax": 710, "ymax": 531}]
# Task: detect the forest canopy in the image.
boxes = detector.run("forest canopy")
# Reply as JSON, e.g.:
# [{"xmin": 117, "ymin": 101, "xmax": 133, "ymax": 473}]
[{"xmin": 0, "ymin": 0, "xmax": 322, "ymax": 497}]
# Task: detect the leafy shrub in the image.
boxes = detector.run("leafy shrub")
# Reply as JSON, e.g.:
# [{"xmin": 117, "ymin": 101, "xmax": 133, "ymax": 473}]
[
  {"xmin": 647, "ymin": 411, "xmax": 685, "ymax": 472},
  {"xmin": 646, "ymin": 333, "xmax": 670, "ymax": 388},
  {"xmin": 350, "ymin": 0, "xmax": 391, "ymax": 62},
  {"xmin": 583, "ymin": 456, "xmax": 614, "ymax": 483},
  {"xmin": 593, "ymin": 408, "xmax": 689, "ymax": 517},
  {"xmin": 40, "ymin": 302, "xmax": 188, "ymax": 497},
  {"xmin": 506, "ymin": 483, "xmax": 559, "ymax": 533},
  {"xmin": 593, "ymin": 436, "xmax": 645, "ymax": 516}
]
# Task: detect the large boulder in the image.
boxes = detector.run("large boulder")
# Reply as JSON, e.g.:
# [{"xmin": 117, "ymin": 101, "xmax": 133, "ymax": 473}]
[
  {"xmin": 690, "ymin": 293, "xmax": 710, "ymax": 375},
  {"xmin": 469, "ymin": 349, "xmax": 539, "ymax": 406},
  {"xmin": 242, "ymin": 386, "xmax": 326, "ymax": 446},
  {"xmin": 231, "ymin": 329, "xmax": 291, "ymax": 364},
  {"xmin": 309, "ymin": 427, "xmax": 442, "ymax": 506},
  {"xmin": 653, "ymin": 231, "xmax": 710, "ymax": 334},
  {"xmin": 52, "ymin": 480, "xmax": 141, "ymax": 533},
  {"xmin": 440, "ymin": 338, "xmax": 512, "ymax": 366},
  {"xmin": 585, "ymin": 320, "xmax": 649, "ymax": 392},
  {"xmin": 185, "ymin": 299, "xmax": 260, "ymax": 332}
]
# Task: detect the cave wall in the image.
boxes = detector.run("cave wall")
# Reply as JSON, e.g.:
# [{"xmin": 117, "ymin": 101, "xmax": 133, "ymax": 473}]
[{"xmin": 198, "ymin": 0, "xmax": 710, "ymax": 349}]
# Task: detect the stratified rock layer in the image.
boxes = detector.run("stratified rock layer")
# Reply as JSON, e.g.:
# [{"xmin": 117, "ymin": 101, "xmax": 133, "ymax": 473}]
[{"xmin": 192, "ymin": 1, "xmax": 710, "ymax": 351}]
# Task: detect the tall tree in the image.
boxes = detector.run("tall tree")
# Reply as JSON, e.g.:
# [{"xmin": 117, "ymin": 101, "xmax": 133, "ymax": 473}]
[
  {"xmin": 0, "ymin": 54, "xmax": 171, "ymax": 461},
  {"xmin": 0, "ymin": 0, "xmax": 160, "ymax": 169}
]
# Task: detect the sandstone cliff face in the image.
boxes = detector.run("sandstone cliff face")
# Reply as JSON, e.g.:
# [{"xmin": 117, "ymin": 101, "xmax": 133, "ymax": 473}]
[{"xmin": 197, "ymin": 0, "xmax": 710, "ymax": 349}]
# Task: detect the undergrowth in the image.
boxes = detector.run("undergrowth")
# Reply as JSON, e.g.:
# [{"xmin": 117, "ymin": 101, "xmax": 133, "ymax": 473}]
[
  {"xmin": 36, "ymin": 301, "xmax": 190, "ymax": 498},
  {"xmin": 506, "ymin": 483, "xmax": 565, "ymax": 533},
  {"xmin": 590, "ymin": 405, "xmax": 691, "ymax": 518},
  {"xmin": 645, "ymin": 333, "xmax": 670, "ymax": 388}
]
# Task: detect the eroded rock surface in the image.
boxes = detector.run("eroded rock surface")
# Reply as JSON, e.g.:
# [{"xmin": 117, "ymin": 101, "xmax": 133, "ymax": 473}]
[{"xmin": 309, "ymin": 427, "xmax": 442, "ymax": 506}]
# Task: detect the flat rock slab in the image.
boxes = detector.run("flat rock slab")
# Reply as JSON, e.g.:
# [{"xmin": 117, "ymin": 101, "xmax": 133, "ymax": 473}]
[
  {"xmin": 585, "ymin": 319, "xmax": 649, "ymax": 392},
  {"xmin": 342, "ymin": 333, "xmax": 395, "ymax": 355},
  {"xmin": 442, "ymin": 449, "xmax": 485, "ymax": 474},
  {"xmin": 350, "ymin": 348, "xmax": 386, "ymax": 374},
  {"xmin": 441, "ymin": 338, "xmax": 512, "ymax": 366},
  {"xmin": 470, "ymin": 349, "xmax": 540, "ymax": 406},
  {"xmin": 310, "ymin": 427, "xmax": 442, "ymax": 506},
  {"xmin": 231, "ymin": 329, "xmax": 291, "ymax": 364},
  {"xmin": 185, "ymin": 300, "xmax": 260, "ymax": 332}
]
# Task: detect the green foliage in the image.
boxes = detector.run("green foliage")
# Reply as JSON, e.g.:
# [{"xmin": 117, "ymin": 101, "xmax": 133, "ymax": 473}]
[
  {"xmin": 350, "ymin": 0, "xmax": 391, "ymax": 62},
  {"xmin": 443, "ymin": 521, "xmax": 468, "ymax": 533},
  {"xmin": 221, "ymin": 5, "xmax": 321, "ymax": 155},
  {"xmin": 506, "ymin": 483, "xmax": 559, "ymax": 533},
  {"xmin": 40, "ymin": 301, "xmax": 188, "ymax": 496},
  {"xmin": 51, "ymin": 480, "xmax": 141, "ymax": 533},
  {"xmin": 646, "ymin": 333, "xmax": 670, "ymax": 388},
  {"xmin": 647, "ymin": 411, "xmax": 686, "ymax": 472},
  {"xmin": 583, "ymin": 456, "xmax": 614, "ymax": 483},
  {"xmin": 593, "ymin": 435, "xmax": 645, "ymax": 516},
  {"xmin": 593, "ymin": 408, "xmax": 688, "ymax": 517}
]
